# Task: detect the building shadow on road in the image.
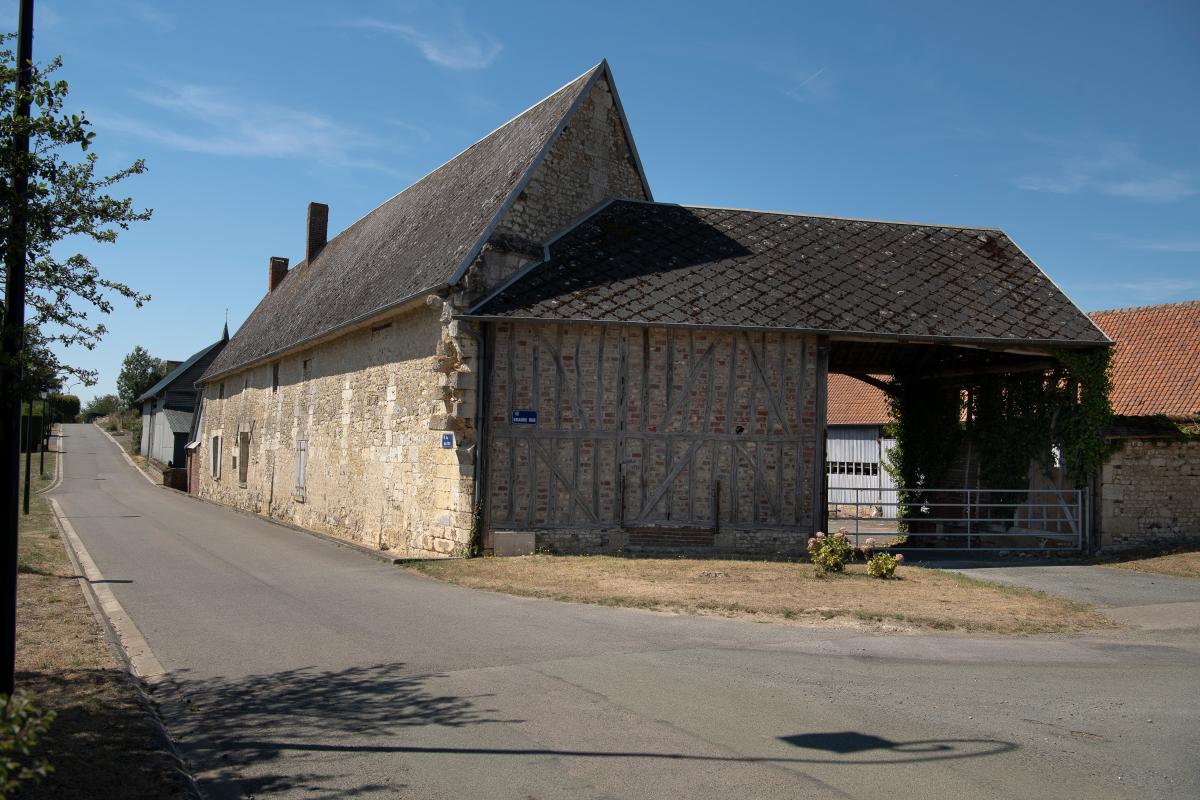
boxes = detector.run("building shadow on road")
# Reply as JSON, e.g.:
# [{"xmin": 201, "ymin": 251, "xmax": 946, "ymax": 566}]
[{"xmin": 166, "ymin": 662, "xmax": 1018, "ymax": 797}]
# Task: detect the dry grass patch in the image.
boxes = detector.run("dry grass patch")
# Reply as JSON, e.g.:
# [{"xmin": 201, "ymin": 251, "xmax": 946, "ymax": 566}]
[
  {"xmin": 14, "ymin": 449, "xmax": 188, "ymax": 799},
  {"xmin": 409, "ymin": 554, "xmax": 1112, "ymax": 636},
  {"xmin": 1104, "ymin": 550, "xmax": 1200, "ymax": 579}
]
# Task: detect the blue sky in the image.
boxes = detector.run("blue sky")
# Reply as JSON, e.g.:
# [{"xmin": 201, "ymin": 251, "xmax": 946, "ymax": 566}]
[{"xmin": 14, "ymin": 0, "xmax": 1199, "ymax": 400}]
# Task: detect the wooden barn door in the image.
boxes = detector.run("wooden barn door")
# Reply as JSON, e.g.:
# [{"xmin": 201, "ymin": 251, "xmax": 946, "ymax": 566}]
[{"xmin": 486, "ymin": 323, "xmax": 819, "ymax": 549}]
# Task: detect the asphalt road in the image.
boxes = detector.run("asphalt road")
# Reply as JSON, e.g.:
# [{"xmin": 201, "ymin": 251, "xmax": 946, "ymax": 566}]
[{"xmin": 50, "ymin": 424, "xmax": 1200, "ymax": 799}]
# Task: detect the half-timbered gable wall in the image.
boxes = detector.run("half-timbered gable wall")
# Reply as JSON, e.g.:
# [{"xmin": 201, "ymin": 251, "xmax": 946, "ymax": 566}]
[{"xmin": 485, "ymin": 321, "xmax": 824, "ymax": 554}]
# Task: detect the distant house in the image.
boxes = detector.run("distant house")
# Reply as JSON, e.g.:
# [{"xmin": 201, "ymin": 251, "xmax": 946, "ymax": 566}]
[
  {"xmin": 825, "ymin": 374, "xmax": 896, "ymax": 517},
  {"xmin": 137, "ymin": 329, "xmax": 228, "ymax": 468},
  {"xmin": 1090, "ymin": 301, "xmax": 1200, "ymax": 549}
]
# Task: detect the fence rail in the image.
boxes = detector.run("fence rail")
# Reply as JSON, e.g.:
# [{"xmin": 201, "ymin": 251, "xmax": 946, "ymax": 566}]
[{"xmin": 826, "ymin": 485, "xmax": 1085, "ymax": 552}]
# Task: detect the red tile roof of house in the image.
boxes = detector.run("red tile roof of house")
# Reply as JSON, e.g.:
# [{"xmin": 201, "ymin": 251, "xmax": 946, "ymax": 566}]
[
  {"xmin": 827, "ymin": 374, "xmax": 891, "ymax": 425},
  {"xmin": 1090, "ymin": 300, "xmax": 1200, "ymax": 419}
]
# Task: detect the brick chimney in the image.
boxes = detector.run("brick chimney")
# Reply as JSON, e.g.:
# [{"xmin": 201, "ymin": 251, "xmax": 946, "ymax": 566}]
[
  {"xmin": 306, "ymin": 202, "xmax": 329, "ymax": 263},
  {"xmin": 268, "ymin": 256, "xmax": 289, "ymax": 292}
]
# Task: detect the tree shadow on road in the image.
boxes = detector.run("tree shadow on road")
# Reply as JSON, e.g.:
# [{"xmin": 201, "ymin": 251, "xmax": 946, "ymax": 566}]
[{"xmin": 164, "ymin": 662, "xmax": 514, "ymax": 798}]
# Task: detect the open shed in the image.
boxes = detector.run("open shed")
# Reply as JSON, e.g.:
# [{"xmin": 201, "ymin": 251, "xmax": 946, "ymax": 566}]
[{"xmin": 463, "ymin": 200, "xmax": 1109, "ymax": 555}]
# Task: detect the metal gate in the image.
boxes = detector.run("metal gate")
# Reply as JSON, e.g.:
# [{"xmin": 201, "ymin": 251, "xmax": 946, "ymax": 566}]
[{"xmin": 826, "ymin": 485, "xmax": 1086, "ymax": 551}]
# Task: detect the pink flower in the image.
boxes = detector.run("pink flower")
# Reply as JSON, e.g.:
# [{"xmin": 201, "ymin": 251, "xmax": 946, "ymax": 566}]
[
  {"xmin": 833, "ymin": 531, "xmax": 845, "ymax": 540},
  {"xmin": 895, "ymin": 553, "xmax": 905, "ymax": 563},
  {"xmin": 807, "ymin": 538, "xmax": 816, "ymax": 548},
  {"xmin": 815, "ymin": 532, "xmax": 825, "ymax": 539},
  {"xmin": 865, "ymin": 537, "xmax": 877, "ymax": 547}
]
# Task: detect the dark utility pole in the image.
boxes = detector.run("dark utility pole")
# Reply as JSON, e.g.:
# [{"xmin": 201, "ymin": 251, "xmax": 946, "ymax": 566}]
[
  {"xmin": 23, "ymin": 398, "xmax": 33, "ymax": 515},
  {"xmin": 39, "ymin": 397, "xmax": 45, "ymax": 475},
  {"xmin": 1, "ymin": 0, "xmax": 35, "ymax": 697}
]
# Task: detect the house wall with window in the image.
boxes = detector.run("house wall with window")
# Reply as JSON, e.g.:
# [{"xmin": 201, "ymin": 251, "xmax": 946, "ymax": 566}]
[{"xmin": 194, "ymin": 304, "xmax": 472, "ymax": 556}]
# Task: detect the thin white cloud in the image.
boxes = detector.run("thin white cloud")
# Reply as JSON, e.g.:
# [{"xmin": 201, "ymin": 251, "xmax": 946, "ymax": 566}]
[
  {"xmin": 344, "ymin": 14, "xmax": 501, "ymax": 70},
  {"xmin": 783, "ymin": 66, "xmax": 834, "ymax": 101},
  {"xmin": 97, "ymin": 83, "xmax": 399, "ymax": 174},
  {"xmin": 1113, "ymin": 278, "xmax": 1200, "ymax": 295},
  {"xmin": 116, "ymin": 1, "xmax": 175, "ymax": 32},
  {"xmin": 1136, "ymin": 239, "xmax": 1200, "ymax": 253},
  {"xmin": 1016, "ymin": 138, "xmax": 1196, "ymax": 203},
  {"xmin": 1105, "ymin": 174, "xmax": 1196, "ymax": 202}
]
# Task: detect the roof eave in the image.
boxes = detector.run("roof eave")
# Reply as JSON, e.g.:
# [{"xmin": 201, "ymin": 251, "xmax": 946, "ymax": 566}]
[
  {"xmin": 454, "ymin": 312, "xmax": 1112, "ymax": 351},
  {"xmin": 197, "ymin": 288, "xmax": 440, "ymax": 385}
]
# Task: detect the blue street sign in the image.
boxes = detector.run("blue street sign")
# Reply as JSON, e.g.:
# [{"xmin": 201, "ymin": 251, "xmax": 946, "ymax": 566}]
[
  {"xmin": 511, "ymin": 409, "xmax": 538, "ymax": 425},
  {"xmin": 441, "ymin": 433, "xmax": 454, "ymax": 448}
]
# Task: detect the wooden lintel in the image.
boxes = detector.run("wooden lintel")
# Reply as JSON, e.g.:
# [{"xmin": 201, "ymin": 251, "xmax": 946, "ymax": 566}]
[{"xmin": 912, "ymin": 358, "xmax": 1058, "ymax": 381}]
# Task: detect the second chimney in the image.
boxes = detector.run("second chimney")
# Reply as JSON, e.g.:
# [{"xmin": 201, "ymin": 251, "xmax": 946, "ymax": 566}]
[
  {"xmin": 307, "ymin": 202, "xmax": 329, "ymax": 263},
  {"xmin": 269, "ymin": 256, "xmax": 289, "ymax": 292}
]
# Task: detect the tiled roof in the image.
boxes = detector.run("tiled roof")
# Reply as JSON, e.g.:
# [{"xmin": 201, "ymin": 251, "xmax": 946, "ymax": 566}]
[
  {"xmin": 1091, "ymin": 301, "xmax": 1200, "ymax": 419},
  {"xmin": 827, "ymin": 374, "xmax": 891, "ymax": 425},
  {"xmin": 470, "ymin": 200, "xmax": 1108, "ymax": 345},
  {"xmin": 204, "ymin": 62, "xmax": 628, "ymax": 382}
]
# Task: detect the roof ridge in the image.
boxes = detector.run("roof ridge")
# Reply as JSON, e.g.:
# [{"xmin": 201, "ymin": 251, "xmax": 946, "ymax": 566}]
[
  {"xmin": 1090, "ymin": 299, "xmax": 1200, "ymax": 316},
  {"xmin": 613, "ymin": 198, "xmax": 1007, "ymax": 233}
]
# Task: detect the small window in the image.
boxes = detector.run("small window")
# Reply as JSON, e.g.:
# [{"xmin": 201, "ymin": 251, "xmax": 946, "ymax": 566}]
[
  {"xmin": 238, "ymin": 431, "xmax": 250, "ymax": 484},
  {"xmin": 218, "ymin": 382, "xmax": 225, "ymax": 400},
  {"xmin": 294, "ymin": 440, "xmax": 307, "ymax": 499},
  {"xmin": 211, "ymin": 436, "xmax": 222, "ymax": 478},
  {"xmin": 302, "ymin": 358, "xmax": 312, "ymax": 380},
  {"xmin": 271, "ymin": 362, "xmax": 280, "ymax": 393}
]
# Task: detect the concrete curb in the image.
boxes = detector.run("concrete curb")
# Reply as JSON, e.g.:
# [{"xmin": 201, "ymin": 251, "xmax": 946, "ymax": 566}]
[{"xmin": 47, "ymin": 449, "xmax": 203, "ymax": 798}]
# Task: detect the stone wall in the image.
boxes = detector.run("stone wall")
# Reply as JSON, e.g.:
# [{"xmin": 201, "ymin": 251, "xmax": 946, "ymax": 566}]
[
  {"xmin": 1100, "ymin": 438, "xmax": 1200, "ymax": 549},
  {"xmin": 484, "ymin": 322, "xmax": 822, "ymax": 555},
  {"xmin": 463, "ymin": 76, "xmax": 649, "ymax": 303},
  {"xmin": 194, "ymin": 72, "xmax": 650, "ymax": 557},
  {"xmin": 195, "ymin": 305, "xmax": 473, "ymax": 557}
]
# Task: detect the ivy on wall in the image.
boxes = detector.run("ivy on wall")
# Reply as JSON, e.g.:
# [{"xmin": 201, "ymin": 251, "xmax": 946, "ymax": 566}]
[{"xmin": 883, "ymin": 347, "xmax": 1115, "ymax": 492}]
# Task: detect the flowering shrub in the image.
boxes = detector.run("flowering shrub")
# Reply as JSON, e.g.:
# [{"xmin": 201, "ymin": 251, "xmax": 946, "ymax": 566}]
[
  {"xmin": 866, "ymin": 552, "xmax": 904, "ymax": 579},
  {"xmin": 806, "ymin": 530, "xmax": 853, "ymax": 574}
]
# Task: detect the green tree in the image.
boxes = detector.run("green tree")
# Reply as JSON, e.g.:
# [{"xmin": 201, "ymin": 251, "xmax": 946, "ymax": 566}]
[
  {"xmin": 82, "ymin": 394, "xmax": 118, "ymax": 418},
  {"xmin": 0, "ymin": 31, "xmax": 151, "ymax": 387},
  {"xmin": 47, "ymin": 392, "xmax": 79, "ymax": 421},
  {"xmin": 115, "ymin": 345, "xmax": 167, "ymax": 409}
]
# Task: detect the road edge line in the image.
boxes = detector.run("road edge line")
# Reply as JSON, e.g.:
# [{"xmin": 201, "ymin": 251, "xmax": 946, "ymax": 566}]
[
  {"xmin": 47, "ymin": 485, "xmax": 204, "ymax": 798},
  {"xmin": 93, "ymin": 422, "xmax": 159, "ymax": 487},
  {"xmin": 49, "ymin": 496, "xmax": 166, "ymax": 681}
]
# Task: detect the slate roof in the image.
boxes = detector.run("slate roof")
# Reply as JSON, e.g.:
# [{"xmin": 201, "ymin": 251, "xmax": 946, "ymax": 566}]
[
  {"xmin": 827, "ymin": 374, "xmax": 891, "ymax": 425},
  {"xmin": 1090, "ymin": 301, "xmax": 1200, "ymax": 419},
  {"xmin": 163, "ymin": 408, "xmax": 194, "ymax": 434},
  {"xmin": 469, "ymin": 200, "xmax": 1109, "ymax": 346},
  {"xmin": 204, "ymin": 61, "xmax": 647, "ymax": 382},
  {"xmin": 136, "ymin": 336, "xmax": 227, "ymax": 404}
]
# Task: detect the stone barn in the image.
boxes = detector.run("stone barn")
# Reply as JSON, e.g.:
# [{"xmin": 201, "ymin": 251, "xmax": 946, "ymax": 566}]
[
  {"xmin": 192, "ymin": 60, "xmax": 1108, "ymax": 558},
  {"xmin": 1090, "ymin": 301, "xmax": 1200, "ymax": 550}
]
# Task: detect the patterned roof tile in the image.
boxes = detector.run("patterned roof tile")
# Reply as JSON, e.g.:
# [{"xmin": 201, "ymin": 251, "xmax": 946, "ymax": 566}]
[{"xmin": 472, "ymin": 201, "xmax": 1108, "ymax": 346}]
